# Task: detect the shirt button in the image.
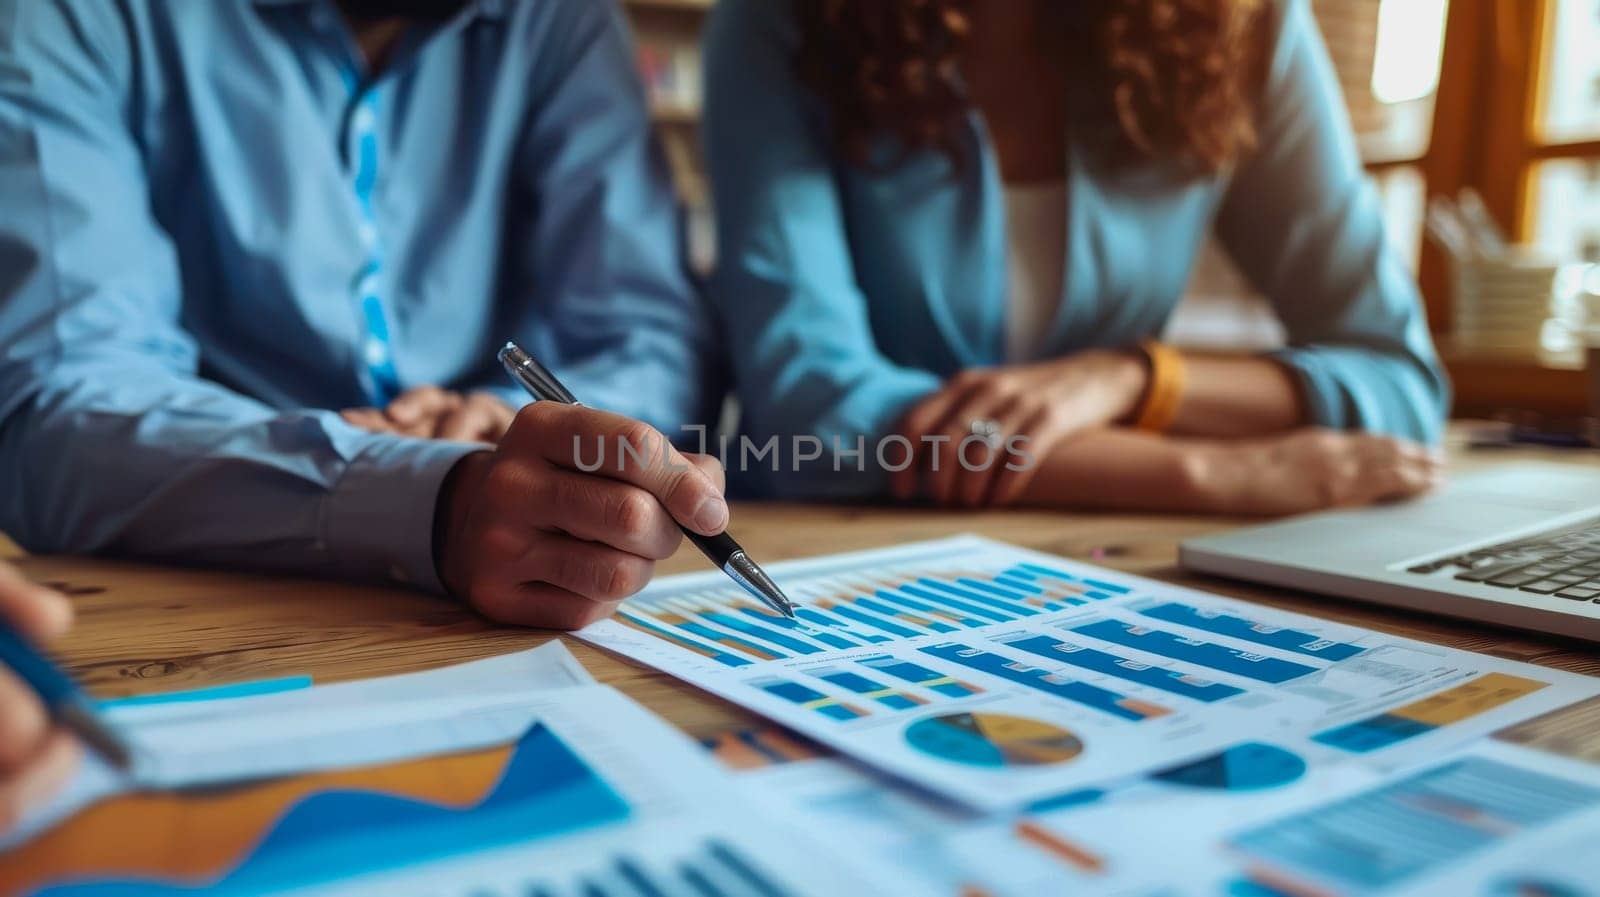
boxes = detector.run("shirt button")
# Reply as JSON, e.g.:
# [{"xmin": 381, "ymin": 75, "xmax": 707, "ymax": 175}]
[{"xmin": 364, "ymin": 339, "xmax": 389, "ymax": 366}]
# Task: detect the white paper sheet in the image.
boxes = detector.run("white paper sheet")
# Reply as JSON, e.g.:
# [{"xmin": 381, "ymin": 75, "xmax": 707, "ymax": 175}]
[
  {"xmin": 9, "ymin": 657, "xmax": 908, "ymax": 897},
  {"xmin": 580, "ymin": 536, "xmax": 1600, "ymax": 811},
  {"xmin": 9, "ymin": 642, "xmax": 595, "ymax": 848}
]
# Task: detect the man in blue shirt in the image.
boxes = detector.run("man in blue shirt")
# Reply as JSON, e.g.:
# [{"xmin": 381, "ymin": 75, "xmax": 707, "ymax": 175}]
[{"xmin": 0, "ymin": 0, "xmax": 728, "ymax": 629}]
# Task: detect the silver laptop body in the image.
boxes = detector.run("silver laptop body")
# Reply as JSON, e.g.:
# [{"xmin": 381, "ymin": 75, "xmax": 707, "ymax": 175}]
[{"xmin": 1180, "ymin": 463, "xmax": 1600, "ymax": 644}]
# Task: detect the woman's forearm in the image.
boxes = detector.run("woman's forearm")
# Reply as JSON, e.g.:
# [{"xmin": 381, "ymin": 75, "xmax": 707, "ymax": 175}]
[
  {"xmin": 1013, "ymin": 428, "xmax": 1207, "ymax": 511},
  {"xmin": 1012, "ymin": 426, "xmax": 1440, "ymax": 516},
  {"xmin": 1165, "ymin": 352, "xmax": 1306, "ymax": 438}
]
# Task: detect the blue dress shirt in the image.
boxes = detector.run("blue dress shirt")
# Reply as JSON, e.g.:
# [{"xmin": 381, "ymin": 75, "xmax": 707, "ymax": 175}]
[
  {"xmin": 0, "ymin": 0, "xmax": 712, "ymax": 589},
  {"xmin": 704, "ymin": 0, "xmax": 1450, "ymax": 499}
]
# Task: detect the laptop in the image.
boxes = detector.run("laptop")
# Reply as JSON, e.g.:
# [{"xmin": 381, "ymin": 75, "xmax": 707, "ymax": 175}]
[{"xmin": 1179, "ymin": 463, "xmax": 1600, "ymax": 643}]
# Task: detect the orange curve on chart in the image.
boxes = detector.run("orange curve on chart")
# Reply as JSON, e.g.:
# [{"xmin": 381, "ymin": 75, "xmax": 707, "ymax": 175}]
[{"xmin": 1, "ymin": 741, "xmax": 511, "ymax": 897}]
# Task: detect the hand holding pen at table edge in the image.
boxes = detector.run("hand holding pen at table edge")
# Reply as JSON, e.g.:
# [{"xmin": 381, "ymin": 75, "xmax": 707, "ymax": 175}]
[
  {"xmin": 432, "ymin": 402, "xmax": 732, "ymax": 630},
  {"xmin": 0, "ymin": 563, "xmax": 80, "ymax": 833}
]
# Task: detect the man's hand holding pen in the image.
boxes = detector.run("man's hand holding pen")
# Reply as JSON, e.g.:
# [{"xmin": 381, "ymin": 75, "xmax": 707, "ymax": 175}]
[{"xmin": 434, "ymin": 403, "xmax": 728, "ymax": 630}]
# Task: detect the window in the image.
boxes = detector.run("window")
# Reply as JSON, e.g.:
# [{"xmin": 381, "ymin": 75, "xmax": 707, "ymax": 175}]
[{"xmin": 1419, "ymin": 0, "xmax": 1599, "ymax": 414}]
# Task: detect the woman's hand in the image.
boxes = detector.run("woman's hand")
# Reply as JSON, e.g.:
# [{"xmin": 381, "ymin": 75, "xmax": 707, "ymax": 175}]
[
  {"xmin": 341, "ymin": 386, "xmax": 516, "ymax": 444},
  {"xmin": 0, "ymin": 564, "xmax": 79, "ymax": 833},
  {"xmin": 893, "ymin": 350, "xmax": 1147, "ymax": 507},
  {"xmin": 1183, "ymin": 428, "xmax": 1444, "ymax": 516}
]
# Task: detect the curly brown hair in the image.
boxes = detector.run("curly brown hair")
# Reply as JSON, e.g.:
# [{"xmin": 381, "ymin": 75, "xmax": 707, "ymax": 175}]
[{"xmin": 794, "ymin": 0, "xmax": 1274, "ymax": 174}]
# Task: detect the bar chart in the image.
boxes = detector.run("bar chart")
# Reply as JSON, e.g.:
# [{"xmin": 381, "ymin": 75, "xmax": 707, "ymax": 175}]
[
  {"xmin": 1132, "ymin": 601, "xmax": 1367, "ymax": 661},
  {"xmin": 856, "ymin": 654, "xmax": 984, "ymax": 699},
  {"xmin": 613, "ymin": 558, "xmax": 1137, "ymax": 667},
  {"xmin": 586, "ymin": 536, "xmax": 1600, "ymax": 813},
  {"xmin": 749, "ymin": 676, "xmax": 869, "ymax": 721},
  {"xmin": 989, "ymin": 631, "xmax": 1245, "ymax": 703},
  {"xmin": 1230, "ymin": 754, "xmax": 1600, "ymax": 895},
  {"xmin": 921, "ymin": 642, "xmax": 1172, "ymax": 722}
]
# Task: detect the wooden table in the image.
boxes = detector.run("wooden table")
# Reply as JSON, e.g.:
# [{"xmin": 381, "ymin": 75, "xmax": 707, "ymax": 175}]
[{"xmin": 10, "ymin": 430, "xmax": 1599, "ymax": 740}]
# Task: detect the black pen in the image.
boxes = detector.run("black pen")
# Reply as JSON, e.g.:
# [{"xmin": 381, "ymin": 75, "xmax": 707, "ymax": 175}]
[
  {"xmin": 0, "ymin": 624, "xmax": 133, "ymax": 773},
  {"xmin": 498, "ymin": 341, "xmax": 799, "ymax": 619}
]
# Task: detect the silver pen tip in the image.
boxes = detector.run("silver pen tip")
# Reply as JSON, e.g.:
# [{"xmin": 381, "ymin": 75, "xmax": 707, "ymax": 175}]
[{"xmin": 723, "ymin": 552, "xmax": 798, "ymax": 618}]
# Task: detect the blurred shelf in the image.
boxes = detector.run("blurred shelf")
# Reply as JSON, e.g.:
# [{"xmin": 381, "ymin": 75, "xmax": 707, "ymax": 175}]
[{"xmin": 1441, "ymin": 343, "xmax": 1590, "ymax": 416}]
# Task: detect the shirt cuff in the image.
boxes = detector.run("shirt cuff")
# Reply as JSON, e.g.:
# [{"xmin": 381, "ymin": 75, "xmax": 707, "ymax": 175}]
[
  {"xmin": 1269, "ymin": 348, "xmax": 1346, "ymax": 431},
  {"xmin": 321, "ymin": 436, "xmax": 486, "ymax": 594}
]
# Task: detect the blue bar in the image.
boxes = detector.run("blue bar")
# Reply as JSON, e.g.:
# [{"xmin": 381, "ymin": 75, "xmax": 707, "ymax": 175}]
[
  {"xmin": 617, "ymin": 857, "xmax": 672, "ymax": 897},
  {"xmin": 796, "ymin": 607, "xmax": 889, "ymax": 644},
  {"xmin": 616, "ymin": 612, "xmax": 751, "ymax": 667},
  {"xmin": 921, "ymin": 642, "xmax": 1156, "ymax": 721},
  {"xmin": 814, "ymin": 670, "xmax": 922, "ymax": 710},
  {"xmin": 98, "ymin": 675, "xmax": 313, "ymax": 709},
  {"xmin": 1002, "ymin": 567, "xmax": 1039, "ymax": 580},
  {"xmin": 829, "ymin": 603, "xmax": 922, "ymax": 639},
  {"xmin": 951, "ymin": 578, "xmax": 1042, "ymax": 616},
  {"xmin": 857, "ymin": 654, "xmax": 981, "ymax": 697},
  {"xmin": 701, "ymin": 611, "xmax": 823, "ymax": 655},
  {"xmin": 1138, "ymin": 602, "xmax": 1365, "ymax": 661},
  {"xmin": 872, "ymin": 588, "xmax": 984, "ymax": 627},
  {"xmin": 899, "ymin": 583, "xmax": 1012, "ymax": 623},
  {"xmin": 738, "ymin": 607, "xmax": 858, "ymax": 649},
  {"xmin": 1311, "ymin": 714, "xmax": 1436, "ymax": 753},
  {"xmin": 997, "ymin": 634, "xmax": 1244, "ymax": 702},
  {"xmin": 994, "ymin": 575, "xmax": 1044, "ymax": 594},
  {"xmin": 854, "ymin": 596, "xmax": 957, "ymax": 632},
  {"xmin": 1072, "ymin": 620, "xmax": 1317, "ymax": 684},
  {"xmin": 707, "ymin": 840, "xmax": 791, "ymax": 897},
  {"xmin": 913, "ymin": 580, "xmax": 1019, "ymax": 621},
  {"xmin": 673, "ymin": 620, "xmax": 788, "ymax": 661},
  {"xmin": 1020, "ymin": 563, "xmax": 1132, "ymax": 595}
]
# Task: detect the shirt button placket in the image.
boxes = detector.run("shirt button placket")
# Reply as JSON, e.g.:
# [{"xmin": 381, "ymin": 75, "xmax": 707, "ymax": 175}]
[{"xmin": 347, "ymin": 90, "xmax": 399, "ymax": 406}]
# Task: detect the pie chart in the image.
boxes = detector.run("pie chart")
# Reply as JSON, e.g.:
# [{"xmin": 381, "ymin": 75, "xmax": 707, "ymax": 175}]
[
  {"xmin": 904, "ymin": 712, "xmax": 1083, "ymax": 768},
  {"xmin": 1148, "ymin": 742, "xmax": 1306, "ymax": 791}
]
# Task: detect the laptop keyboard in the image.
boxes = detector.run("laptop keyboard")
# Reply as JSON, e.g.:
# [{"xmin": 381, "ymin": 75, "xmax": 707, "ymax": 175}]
[{"xmin": 1407, "ymin": 518, "xmax": 1600, "ymax": 604}]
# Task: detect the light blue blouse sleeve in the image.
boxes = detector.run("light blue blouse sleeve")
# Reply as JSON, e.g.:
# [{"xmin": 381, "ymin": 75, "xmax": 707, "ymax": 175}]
[
  {"xmin": 1215, "ymin": 0, "xmax": 1450, "ymax": 444},
  {"xmin": 703, "ymin": 0, "xmax": 942, "ymax": 498}
]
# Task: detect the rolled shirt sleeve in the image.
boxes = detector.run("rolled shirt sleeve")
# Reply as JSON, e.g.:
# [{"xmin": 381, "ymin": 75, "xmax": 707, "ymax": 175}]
[
  {"xmin": 0, "ymin": 1, "xmax": 475, "ymax": 591},
  {"xmin": 703, "ymin": 0, "xmax": 942, "ymax": 498},
  {"xmin": 1216, "ymin": 0, "xmax": 1450, "ymax": 444}
]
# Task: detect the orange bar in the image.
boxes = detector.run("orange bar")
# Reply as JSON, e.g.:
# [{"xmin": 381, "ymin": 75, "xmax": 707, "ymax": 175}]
[{"xmin": 1015, "ymin": 820, "xmax": 1106, "ymax": 874}]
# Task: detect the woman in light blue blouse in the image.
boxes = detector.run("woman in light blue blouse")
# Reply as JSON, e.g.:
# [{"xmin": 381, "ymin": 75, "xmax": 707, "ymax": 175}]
[{"xmin": 704, "ymin": 0, "xmax": 1449, "ymax": 514}]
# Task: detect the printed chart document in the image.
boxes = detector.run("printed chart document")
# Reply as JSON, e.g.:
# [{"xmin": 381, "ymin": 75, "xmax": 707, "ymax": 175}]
[
  {"xmin": 5, "ymin": 646, "xmax": 902, "ymax": 897},
  {"xmin": 6, "ymin": 642, "xmax": 597, "ymax": 848},
  {"xmin": 579, "ymin": 536, "xmax": 1600, "ymax": 811},
  {"xmin": 703, "ymin": 727, "xmax": 1380, "ymax": 897},
  {"xmin": 1224, "ymin": 740, "xmax": 1600, "ymax": 897}
]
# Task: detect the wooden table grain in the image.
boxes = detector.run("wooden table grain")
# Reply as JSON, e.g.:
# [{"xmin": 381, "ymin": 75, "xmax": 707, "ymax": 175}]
[{"xmin": 11, "ymin": 432, "xmax": 1599, "ymax": 740}]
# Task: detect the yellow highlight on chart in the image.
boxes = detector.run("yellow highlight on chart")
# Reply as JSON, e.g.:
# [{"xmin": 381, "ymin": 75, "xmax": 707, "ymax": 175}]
[{"xmin": 1388, "ymin": 673, "xmax": 1548, "ymax": 726}]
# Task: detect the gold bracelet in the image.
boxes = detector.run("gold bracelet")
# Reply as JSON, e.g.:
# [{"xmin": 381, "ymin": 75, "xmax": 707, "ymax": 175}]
[{"xmin": 1133, "ymin": 340, "xmax": 1186, "ymax": 433}]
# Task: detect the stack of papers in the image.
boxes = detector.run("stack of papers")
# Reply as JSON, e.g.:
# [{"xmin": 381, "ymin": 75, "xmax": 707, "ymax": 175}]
[
  {"xmin": 578, "ymin": 536, "xmax": 1600, "ymax": 896},
  {"xmin": 5, "ymin": 644, "xmax": 909, "ymax": 897},
  {"xmin": 9, "ymin": 536, "xmax": 1598, "ymax": 896}
]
